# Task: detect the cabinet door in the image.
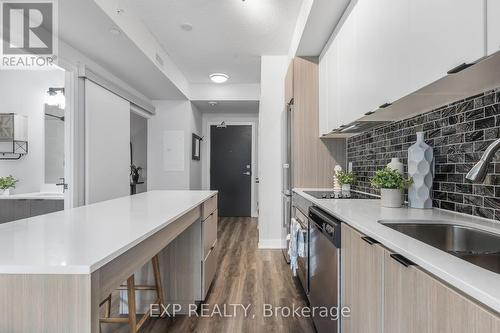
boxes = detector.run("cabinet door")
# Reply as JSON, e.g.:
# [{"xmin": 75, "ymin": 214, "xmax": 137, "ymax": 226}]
[
  {"xmin": 337, "ymin": 11, "xmax": 359, "ymax": 127},
  {"xmin": 409, "ymin": 0, "xmax": 485, "ymax": 92},
  {"xmin": 384, "ymin": 250, "xmax": 500, "ymax": 333},
  {"xmin": 341, "ymin": 224, "xmax": 383, "ymax": 333},
  {"xmin": 13, "ymin": 200, "xmax": 30, "ymax": 221},
  {"xmin": 487, "ymin": 0, "xmax": 500, "ymax": 55}
]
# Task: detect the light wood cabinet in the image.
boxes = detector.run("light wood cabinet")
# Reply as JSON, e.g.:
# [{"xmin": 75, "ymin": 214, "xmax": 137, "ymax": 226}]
[
  {"xmin": 341, "ymin": 224, "xmax": 383, "ymax": 333},
  {"xmin": 384, "ymin": 250, "xmax": 500, "ymax": 333},
  {"xmin": 487, "ymin": 0, "xmax": 500, "ymax": 55},
  {"xmin": 289, "ymin": 57, "xmax": 345, "ymax": 188},
  {"xmin": 341, "ymin": 223, "xmax": 500, "ymax": 332}
]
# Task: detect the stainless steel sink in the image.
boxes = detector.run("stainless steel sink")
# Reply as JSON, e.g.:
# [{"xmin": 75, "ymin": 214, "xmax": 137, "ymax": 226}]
[{"xmin": 379, "ymin": 220, "xmax": 500, "ymax": 274}]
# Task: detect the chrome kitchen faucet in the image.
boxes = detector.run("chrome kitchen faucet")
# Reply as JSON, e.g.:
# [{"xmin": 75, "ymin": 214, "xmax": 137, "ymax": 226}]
[{"xmin": 466, "ymin": 138, "xmax": 500, "ymax": 183}]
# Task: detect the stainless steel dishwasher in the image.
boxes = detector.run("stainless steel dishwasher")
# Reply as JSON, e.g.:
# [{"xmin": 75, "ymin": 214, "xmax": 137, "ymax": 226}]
[{"xmin": 308, "ymin": 206, "xmax": 341, "ymax": 333}]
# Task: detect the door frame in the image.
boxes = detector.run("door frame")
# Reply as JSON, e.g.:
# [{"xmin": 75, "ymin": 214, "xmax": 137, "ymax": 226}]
[{"xmin": 206, "ymin": 121, "xmax": 257, "ymax": 218}]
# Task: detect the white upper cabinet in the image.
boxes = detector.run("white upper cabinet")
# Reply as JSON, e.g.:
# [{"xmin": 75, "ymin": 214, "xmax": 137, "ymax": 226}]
[
  {"xmin": 408, "ymin": 0, "xmax": 485, "ymax": 91},
  {"xmin": 487, "ymin": 0, "xmax": 500, "ymax": 55},
  {"xmin": 319, "ymin": 0, "xmax": 487, "ymax": 136},
  {"xmin": 355, "ymin": 0, "xmax": 411, "ymax": 110}
]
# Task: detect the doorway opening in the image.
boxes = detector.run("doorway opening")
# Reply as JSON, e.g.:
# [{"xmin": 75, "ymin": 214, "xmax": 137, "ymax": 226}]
[
  {"xmin": 0, "ymin": 67, "xmax": 72, "ymax": 224},
  {"xmin": 210, "ymin": 124, "xmax": 254, "ymax": 217}
]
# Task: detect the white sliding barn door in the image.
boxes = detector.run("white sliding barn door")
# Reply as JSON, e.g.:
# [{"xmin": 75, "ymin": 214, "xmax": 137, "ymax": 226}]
[{"xmin": 85, "ymin": 80, "xmax": 130, "ymax": 204}]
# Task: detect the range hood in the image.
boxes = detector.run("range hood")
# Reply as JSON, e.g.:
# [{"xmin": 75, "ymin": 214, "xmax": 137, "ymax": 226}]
[{"xmin": 323, "ymin": 121, "xmax": 390, "ymax": 138}]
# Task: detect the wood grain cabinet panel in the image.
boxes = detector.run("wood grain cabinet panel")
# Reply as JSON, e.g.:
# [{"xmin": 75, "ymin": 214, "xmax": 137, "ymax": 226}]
[
  {"xmin": 384, "ymin": 250, "xmax": 500, "ymax": 333},
  {"xmin": 202, "ymin": 194, "xmax": 217, "ymax": 221},
  {"xmin": 202, "ymin": 210, "xmax": 218, "ymax": 259},
  {"xmin": 341, "ymin": 224, "xmax": 383, "ymax": 333}
]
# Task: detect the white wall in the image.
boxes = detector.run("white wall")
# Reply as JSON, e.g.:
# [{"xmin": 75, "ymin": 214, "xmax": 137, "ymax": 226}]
[
  {"xmin": 0, "ymin": 70, "xmax": 65, "ymax": 194},
  {"xmin": 258, "ymin": 56, "xmax": 289, "ymax": 248},
  {"xmin": 148, "ymin": 100, "xmax": 202, "ymax": 190},
  {"xmin": 201, "ymin": 112, "xmax": 259, "ymax": 217}
]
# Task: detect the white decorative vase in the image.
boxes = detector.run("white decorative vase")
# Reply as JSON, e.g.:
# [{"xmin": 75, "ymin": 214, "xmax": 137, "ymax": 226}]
[
  {"xmin": 408, "ymin": 132, "xmax": 434, "ymax": 209},
  {"xmin": 387, "ymin": 157, "xmax": 404, "ymax": 175},
  {"xmin": 380, "ymin": 188, "xmax": 403, "ymax": 208},
  {"xmin": 0, "ymin": 189, "xmax": 11, "ymax": 196},
  {"xmin": 341, "ymin": 184, "xmax": 351, "ymax": 197}
]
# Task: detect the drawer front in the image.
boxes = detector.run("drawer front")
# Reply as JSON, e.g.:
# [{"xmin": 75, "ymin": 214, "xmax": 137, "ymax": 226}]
[
  {"xmin": 202, "ymin": 241, "xmax": 218, "ymax": 299},
  {"xmin": 202, "ymin": 194, "xmax": 217, "ymax": 220},
  {"xmin": 203, "ymin": 210, "xmax": 218, "ymax": 258}
]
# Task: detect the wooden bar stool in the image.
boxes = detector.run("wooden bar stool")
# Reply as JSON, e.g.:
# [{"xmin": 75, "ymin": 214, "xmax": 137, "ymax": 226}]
[{"xmin": 99, "ymin": 254, "xmax": 165, "ymax": 333}]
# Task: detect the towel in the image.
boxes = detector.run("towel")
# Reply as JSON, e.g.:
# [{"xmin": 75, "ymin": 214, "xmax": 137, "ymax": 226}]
[{"xmin": 288, "ymin": 218, "xmax": 300, "ymax": 276}]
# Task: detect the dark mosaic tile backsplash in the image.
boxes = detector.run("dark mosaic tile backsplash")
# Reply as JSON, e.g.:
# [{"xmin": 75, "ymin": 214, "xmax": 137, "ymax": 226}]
[{"xmin": 347, "ymin": 88, "xmax": 500, "ymax": 221}]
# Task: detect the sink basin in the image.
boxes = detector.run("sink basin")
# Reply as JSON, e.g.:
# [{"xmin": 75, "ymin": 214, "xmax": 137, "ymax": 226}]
[{"xmin": 380, "ymin": 220, "xmax": 500, "ymax": 274}]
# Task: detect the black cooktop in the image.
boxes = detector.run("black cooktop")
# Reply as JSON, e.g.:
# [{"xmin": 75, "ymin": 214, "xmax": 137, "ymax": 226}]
[{"xmin": 304, "ymin": 190, "xmax": 379, "ymax": 200}]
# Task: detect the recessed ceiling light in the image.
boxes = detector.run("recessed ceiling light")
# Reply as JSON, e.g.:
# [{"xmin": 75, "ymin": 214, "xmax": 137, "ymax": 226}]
[
  {"xmin": 109, "ymin": 28, "xmax": 121, "ymax": 35},
  {"xmin": 209, "ymin": 73, "xmax": 229, "ymax": 83},
  {"xmin": 180, "ymin": 23, "xmax": 193, "ymax": 31},
  {"xmin": 208, "ymin": 101, "xmax": 218, "ymax": 107}
]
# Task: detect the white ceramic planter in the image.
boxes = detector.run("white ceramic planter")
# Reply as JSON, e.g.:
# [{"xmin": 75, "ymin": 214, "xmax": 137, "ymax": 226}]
[
  {"xmin": 380, "ymin": 188, "xmax": 403, "ymax": 208},
  {"xmin": 341, "ymin": 184, "xmax": 351, "ymax": 197},
  {"xmin": 0, "ymin": 189, "xmax": 11, "ymax": 196}
]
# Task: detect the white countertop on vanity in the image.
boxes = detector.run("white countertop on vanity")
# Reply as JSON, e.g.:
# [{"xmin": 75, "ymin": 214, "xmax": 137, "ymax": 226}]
[
  {"xmin": 0, "ymin": 190, "xmax": 216, "ymax": 275},
  {"xmin": 0, "ymin": 192, "xmax": 64, "ymax": 200},
  {"xmin": 294, "ymin": 188, "xmax": 500, "ymax": 314}
]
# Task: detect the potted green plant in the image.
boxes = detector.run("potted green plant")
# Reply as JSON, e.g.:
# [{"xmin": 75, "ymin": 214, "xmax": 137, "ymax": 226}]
[
  {"xmin": 130, "ymin": 165, "xmax": 142, "ymax": 184},
  {"xmin": 336, "ymin": 170, "xmax": 356, "ymax": 197},
  {"xmin": 371, "ymin": 167, "xmax": 413, "ymax": 208},
  {"xmin": 0, "ymin": 175, "xmax": 18, "ymax": 196}
]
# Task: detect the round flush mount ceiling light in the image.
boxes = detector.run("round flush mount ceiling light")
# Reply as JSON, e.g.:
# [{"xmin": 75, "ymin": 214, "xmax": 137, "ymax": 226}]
[
  {"xmin": 209, "ymin": 73, "xmax": 229, "ymax": 83},
  {"xmin": 180, "ymin": 23, "xmax": 193, "ymax": 31}
]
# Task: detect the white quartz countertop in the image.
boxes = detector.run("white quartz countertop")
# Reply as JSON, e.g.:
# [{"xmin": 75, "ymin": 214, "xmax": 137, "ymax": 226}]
[
  {"xmin": 294, "ymin": 188, "xmax": 500, "ymax": 314},
  {"xmin": 0, "ymin": 192, "xmax": 64, "ymax": 200},
  {"xmin": 0, "ymin": 190, "xmax": 216, "ymax": 275}
]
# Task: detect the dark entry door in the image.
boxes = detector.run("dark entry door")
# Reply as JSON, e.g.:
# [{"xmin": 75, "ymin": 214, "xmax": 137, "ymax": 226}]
[{"xmin": 210, "ymin": 125, "xmax": 252, "ymax": 217}]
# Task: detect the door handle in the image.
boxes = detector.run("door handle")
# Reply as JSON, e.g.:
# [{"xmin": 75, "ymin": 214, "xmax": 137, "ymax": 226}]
[
  {"xmin": 243, "ymin": 171, "xmax": 251, "ymax": 176},
  {"xmin": 390, "ymin": 253, "xmax": 416, "ymax": 267}
]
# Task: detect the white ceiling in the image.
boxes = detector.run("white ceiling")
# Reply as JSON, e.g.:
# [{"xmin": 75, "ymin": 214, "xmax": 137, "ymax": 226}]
[
  {"xmin": 58, "ymin": 0, "xmax": 185, "ymax": 99},
  {"xmin": 125, "ymin": 0, "xmax": 303, "ymax": 84},
  {"xmin": 296, "ymin": 0, "xmax": 351, "ymax": 56},
  {"xmin": 192, "ymin": 100, "xmax": 259, "ymax": 113}
]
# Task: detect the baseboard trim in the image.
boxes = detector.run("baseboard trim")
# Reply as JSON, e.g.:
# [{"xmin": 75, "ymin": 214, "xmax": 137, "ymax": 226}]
[{"xmin": 258, "ymin": 239, "xmax": 284, "ymax": 249}]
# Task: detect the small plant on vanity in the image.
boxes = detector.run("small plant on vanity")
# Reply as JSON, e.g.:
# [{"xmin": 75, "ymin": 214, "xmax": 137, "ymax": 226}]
[
  {"xmin": 336, "ymin": 170, "xmax": 356, "ymax": 197},
  {"xmin": 130, "ymin": 165, "xmax": 142, "ymax": 184},
  {"xmin": 0, "ymin": 175, "xmax": 18, "ymax": 196},
  {"xmin": 370, "ymin": 167, "xmax": 413, "ymax": 208}
]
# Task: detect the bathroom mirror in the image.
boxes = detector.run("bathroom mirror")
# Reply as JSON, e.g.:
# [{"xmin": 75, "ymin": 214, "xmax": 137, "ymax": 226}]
[{"xmin": 44, "ymin": 105, "xmax": 65, "ymax": 184}]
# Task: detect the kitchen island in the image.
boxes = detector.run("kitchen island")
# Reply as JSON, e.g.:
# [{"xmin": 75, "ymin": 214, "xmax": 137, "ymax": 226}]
[{"xmin": 0, "ymin": 190, "xmax": 218, "ymax": 333}]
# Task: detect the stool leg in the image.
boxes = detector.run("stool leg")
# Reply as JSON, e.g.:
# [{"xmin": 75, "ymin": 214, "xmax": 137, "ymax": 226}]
[
  {"xmin": 152, "ymin": 255, "xmax": 165, "ymax": 309},
  {"xmin": 127, "ymin": 275, "xmax": 138, "ymax": 333}
]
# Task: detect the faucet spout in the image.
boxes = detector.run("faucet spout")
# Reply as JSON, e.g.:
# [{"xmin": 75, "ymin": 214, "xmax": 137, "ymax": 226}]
[{"xmin": 466, "ymin": 138, "xmax": 500, "ymax": 183}]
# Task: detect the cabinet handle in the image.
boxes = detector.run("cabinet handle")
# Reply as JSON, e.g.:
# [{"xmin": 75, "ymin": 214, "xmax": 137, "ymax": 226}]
[
  {"xmin": 364, "ymin": 110, "xmax": 376, "ymax": 116},
  {"xmin": 379, "ymin": 102, "xmax": 392, "ymax": 109},
  {"xmin": 361, "ymin": 236, "xmax": 379, "ymax": 245},
  {"xmin": 390, "ymin": 253, "xmax": 416, "ymax": 267},
  {"xmin": 447, "ymin": 62, "xmax": 473, "ymax": 74}
]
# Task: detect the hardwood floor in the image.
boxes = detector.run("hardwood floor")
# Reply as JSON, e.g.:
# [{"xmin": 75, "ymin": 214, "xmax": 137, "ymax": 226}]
[{"xmin": 104, "ymin": 217, "xmax": 315, "ymax": 333}]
